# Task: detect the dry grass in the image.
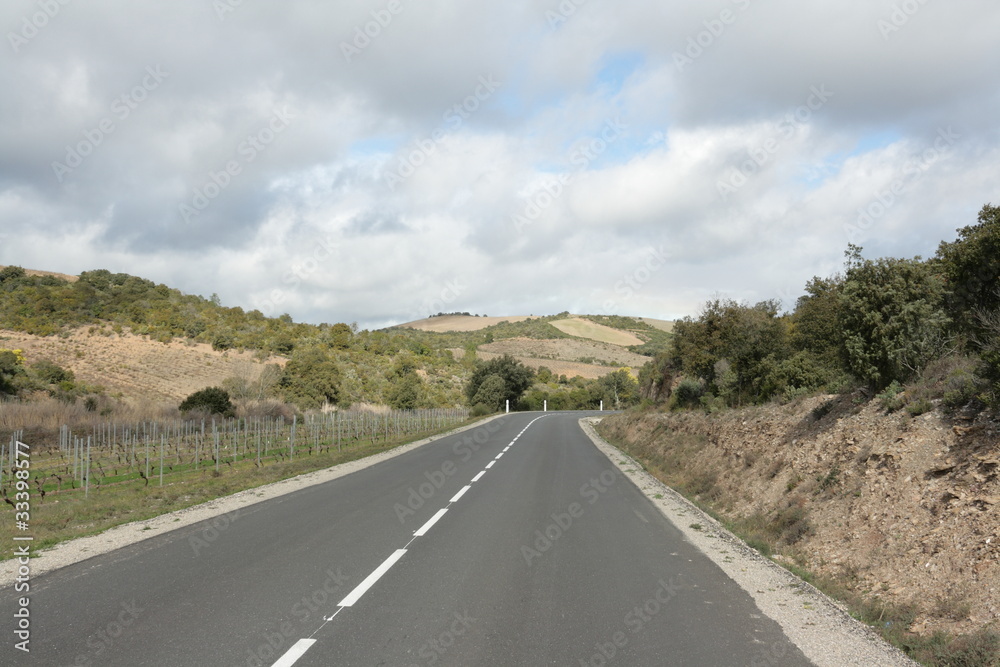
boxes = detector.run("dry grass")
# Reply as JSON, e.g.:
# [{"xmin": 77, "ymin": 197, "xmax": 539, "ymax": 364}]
[
  {"xmin": 0, "ymin": 327, "xmax": 285, "ymax": 403},
  {"xmin": 0, "ymin": 266, "xmax": 79, "ymax": 283},
  {"xmin": 0, "ymin": 397, "xmax": 180, "ymax": 432},
  {"xmin": 639, "ymin": 317, "xmax": 675, "ymax": 332},
  {"xmin": 550, "ymin": 318, "xmax": 645, "ymax": 346},
  {"xmin": 400, "ymin": 315, "xmax": 533, "ymax": 332}
]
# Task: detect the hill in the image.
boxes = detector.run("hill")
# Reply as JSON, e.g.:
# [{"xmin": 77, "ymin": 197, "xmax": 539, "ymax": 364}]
[
  {"xmin": 0, "ymin": 267, "xmax": 672, "ymax": 419},
  {"xmin": 400, "ymin": 314, "xmax": 533, "ymax": 332},
  {"xmin": 0, "ymin": 327, "xmax": 281, "ymax": 403}
]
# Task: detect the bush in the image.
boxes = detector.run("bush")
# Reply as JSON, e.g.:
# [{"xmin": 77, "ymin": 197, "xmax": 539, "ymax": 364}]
[
  {"xmin": 906, "ymin": 398, "xmax": 933, "ymax": 417},
  {"xmin": 876, "ymin": 381, "xmax": 906, "ymax": 413},
  {"xmin": 673, "ymin": 378, "xmax": 704, "ymax": 409},
  {"xmin": 470, "ymin": 403, "xmax": 493, "ymax": 417},
  {"xmin": 31, "ymin": 359, "xmax": 74, "ymax": 385},
  {"xmin": 179, "ymin": 387, "xmax": 235, "ymax": 416}
]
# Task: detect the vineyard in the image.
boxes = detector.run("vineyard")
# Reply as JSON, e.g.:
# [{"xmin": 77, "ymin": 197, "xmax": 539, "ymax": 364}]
[
  {"xmin": 1, "ymin": 408, "xmax": 468, "ymax": 498},
  {"xmin": 0, "ymin": 408, "xmax": 470, "ymax": 558}
]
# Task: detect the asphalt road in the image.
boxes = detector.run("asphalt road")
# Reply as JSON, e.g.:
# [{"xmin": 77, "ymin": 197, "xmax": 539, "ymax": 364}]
[{"xmin": 2, "ymin": 412, "xmax": 812, "ymax": 666}]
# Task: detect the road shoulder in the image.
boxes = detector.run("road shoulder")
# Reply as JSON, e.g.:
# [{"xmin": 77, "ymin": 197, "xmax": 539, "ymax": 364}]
[{"xmin": 579, "ymin": 416, "xmax": 918, "ymax": 667}]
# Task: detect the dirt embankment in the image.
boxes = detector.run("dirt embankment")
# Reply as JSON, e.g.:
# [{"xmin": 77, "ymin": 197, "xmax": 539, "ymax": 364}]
[{"xmin": 597, "ymin": 396, "xmax": 999, "ymax": 638}]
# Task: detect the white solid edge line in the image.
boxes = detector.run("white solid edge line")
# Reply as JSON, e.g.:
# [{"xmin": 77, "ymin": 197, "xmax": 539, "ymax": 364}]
[
  {"xmin": 450, "ymin": 486, "xmax": 471, "ymax": 503},
  {"xmin": 271, "ymin": 638, "xmax": 317, "ymax": 667},
  {"xmin": 472, "ymin": 471, "xmax": 485, "ymax": 482},
  {"xmin": 486, "ymin": 461, "xmax": 495, "ymax": 468},
  {"xmin": 338, "ymin": 549, "xmax": 408, "ymax": 607},
  {"xmin": 414, "ymin": 508, "xmax": 448, "ymax": 537}
]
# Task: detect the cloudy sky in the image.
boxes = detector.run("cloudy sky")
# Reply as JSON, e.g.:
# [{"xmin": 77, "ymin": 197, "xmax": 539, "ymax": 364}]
[{"xmin": 2, "ymin": 1, "xmax": 998, "ymax": 329}]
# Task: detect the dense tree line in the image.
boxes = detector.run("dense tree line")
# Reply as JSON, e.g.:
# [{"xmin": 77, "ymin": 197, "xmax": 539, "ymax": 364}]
[{"xmin": 643, "ymin": 204, "xmax": 1000, "ymax": 413}]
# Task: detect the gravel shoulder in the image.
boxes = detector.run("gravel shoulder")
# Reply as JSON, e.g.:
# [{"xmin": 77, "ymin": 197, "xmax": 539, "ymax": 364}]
[
  {"xmin": 579, "ymin": 417, "xmax": 919, "ymax": 667},
  {"xmin": 0, "ymin": 415, "xmax": 504, "ymax": 587}
]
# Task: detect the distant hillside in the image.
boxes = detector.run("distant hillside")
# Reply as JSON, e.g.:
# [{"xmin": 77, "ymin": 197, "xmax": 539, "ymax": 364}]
[
  {"xmin": 0, "ymin": 266, "xmax": 466, "ymax": 409},
  {"xmin": 0, "ymin": 266, "xmax": 79, "ymax": 283},
  {"xmin": 400, "ymin": 314, "xmax": 533, "ymax": 332},
  {"xmin": 0, "ymin": 266, "xmax": 671, "ymax": 414},
  {"xmin": 0, "ymin": 327, "xmax": 279, "ymax": 403}
]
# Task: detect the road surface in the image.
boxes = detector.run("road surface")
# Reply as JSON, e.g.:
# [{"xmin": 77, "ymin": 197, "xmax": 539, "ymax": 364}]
[{"xmin": 2, "ymin": 412, "xmax": 812, "ymax": 666}]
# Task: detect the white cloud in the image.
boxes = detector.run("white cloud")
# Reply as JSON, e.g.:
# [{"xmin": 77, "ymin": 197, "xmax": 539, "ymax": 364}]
[{"xmin": 1, "ymin": 0, "xmax": 998, "ymax": 327}]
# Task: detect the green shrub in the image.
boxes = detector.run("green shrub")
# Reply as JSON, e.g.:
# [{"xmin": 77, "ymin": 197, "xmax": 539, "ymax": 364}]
[
  {"xmin": 470, "ymin": 403, "xmax": 492, "ymax": 417},
  {"xmin": 876, "ymin": 381, "xmax": 906, "ymax": 412},
  {"xmin": 906, "ymin": 398, "xmax": 933, "ymax": 417},
  {"xmin": 179, "ymin": 387, "xmax": 235, "ymax": 416},
  {"xmin": 673, "ymin": 378, "xmax": 704, "ymax": 409},
  {"xmin": 31, "ymin": 359, "xmax": 74, "ymax": 384}
]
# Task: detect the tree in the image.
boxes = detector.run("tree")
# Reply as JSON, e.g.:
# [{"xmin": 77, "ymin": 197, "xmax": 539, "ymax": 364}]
[
  {"xmin": 840, "ymin": 246, "xmax": 950, "ymax": 391},
  {"xmin": 279, "ymin": 346, "xmax": 342, "ymax": 409},
  {"xmin": 328, "ymin": 323, "xmax": 354, "ymax": 350},
  {"xmin": 0, "ymin": 265, "xmax": 26, "ymax": 284},
  {"xmin": 464, "ymin": 354, "xmax": 534, "ymax": 409},
  {"xmin": 599, "ymin": 368, "xmax": 639, "ymax": 409},
  {"xmin": 936, "ymin": 203, "xmax": 1000, "ymax": 340},
  {"xmin": 385, "ymin": 356, "xmax": 424, "ymax": 410},
  {"xmin": 179, "ymin": 387, "xmax": 235, "ymax": 416},
  {"xmin": 670, "ymin": 298, "xmax": 789, "ymax": 404},
  {"xmin": 791, "ymin": 275, "xmax": 845, "ymax": 371},
  {"xmin": 0, "ymin": 349, "xmax": 25, "ymax": 396},
  {"xmin": 638, "ymin": 353, "xmax": 673, "ymax": 403},
  {"xmin": 471, "ymin": 374, "xmax": 506, "ymax": 412}
]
